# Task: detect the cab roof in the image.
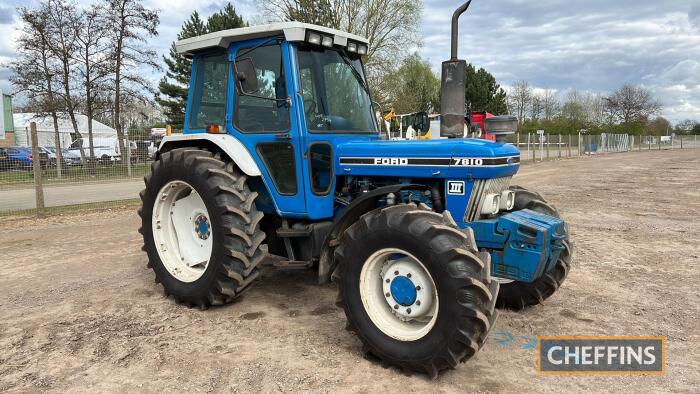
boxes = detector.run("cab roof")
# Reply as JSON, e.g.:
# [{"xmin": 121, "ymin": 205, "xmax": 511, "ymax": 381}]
[{"xmin": 175, "ymin": 22, "xmax": 370, "ymax": 57}]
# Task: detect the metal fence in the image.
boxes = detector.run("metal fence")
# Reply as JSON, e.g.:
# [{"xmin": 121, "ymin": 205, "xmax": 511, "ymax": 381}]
[{"xmin": 1, "ymin": 124, "xmax": 699, "ymax": 217}]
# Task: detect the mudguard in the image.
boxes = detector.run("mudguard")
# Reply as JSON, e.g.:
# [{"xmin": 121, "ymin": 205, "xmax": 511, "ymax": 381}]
[{"xmin": 158, "ymin": 133, "xmax": 261, "ymax": 176}]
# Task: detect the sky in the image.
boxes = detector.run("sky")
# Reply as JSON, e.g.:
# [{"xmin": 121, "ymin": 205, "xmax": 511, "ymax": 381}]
[{"xmin": 0, "ymin": 0, "xmax": 699, "ymax": 122}]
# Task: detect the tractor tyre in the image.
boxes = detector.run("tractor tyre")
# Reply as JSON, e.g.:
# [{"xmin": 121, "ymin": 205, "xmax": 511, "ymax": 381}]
[
  {"xmin": 139, "ymin": 148, "xmax": 266, "ymax": 309},
  {"xmin": 495, "ymin": 185, "xmax": 573, "ymax": 310},
  {"xmin": 335, "ymin": 203, "xmax": 498, "ymax": 378}
]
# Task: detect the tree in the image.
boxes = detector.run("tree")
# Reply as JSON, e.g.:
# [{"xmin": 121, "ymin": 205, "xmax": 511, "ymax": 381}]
[
  {"xmin": 384, "ymin": 53, "xmax": 439, "ymax": 114},
  {"xmin": 605, "ymin": 84, "xmax": 662, "ymax": 126},
  {"xmin": 508, "ymin": 80, "xmax": 532, "ymax": 125},
  {"xmin": 46, "ymin": 0, "xmax": 89, "ymax": 162},
  {"xmin": 464, "ymin": 64, "xmax": 508, "ymax": 115},
  {"xmin": 206, "ymin": 2, "xmax": 248, "ymax": 31},
  {"xmin": 105, "ymin": 0, "xmax": 160, "ymax": 161},
  {"xmin": 156, "ymin": 12, "xmax": 208, "ymax": 130},
  {"xmin": 72, "ymin": 4, "xmax": 112, "ymax": 164},
  {"xmin": 9, "ymin": 5, "xmax": 65, "ymax": 176},
  {"xmin": 648, "ymin": 116, "xmax": 672, "ymax": 136}
]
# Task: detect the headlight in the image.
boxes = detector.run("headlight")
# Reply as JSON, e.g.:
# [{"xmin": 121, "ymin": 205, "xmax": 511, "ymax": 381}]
[
  {"xmin": 481, "ymin": 193, "xmax": 501, "ymax": 215},
  {"xmin": 347, "ymin": 42, "xmax": 357, "ymax": 53},
  {"xmin": 500, "ymin": 190, "xmax": 515, "ymax": 210},
  {"xmin": 485, "ymin": 115, "xmax": 518, "ymax": 135},
  {"xmin": 357, "ymin": 44, "xmax": 368, "ymax": 55}
]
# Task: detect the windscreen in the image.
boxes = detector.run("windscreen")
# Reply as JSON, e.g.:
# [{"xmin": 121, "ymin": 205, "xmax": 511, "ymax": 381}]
[{"xmin": 296, "ymin": 45, "xmax": 377, "ymax": 133}]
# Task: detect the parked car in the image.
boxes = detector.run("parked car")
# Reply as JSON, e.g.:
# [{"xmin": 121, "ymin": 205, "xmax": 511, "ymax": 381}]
[
  {"xmin": 39, "ymin": 146, "xmax": 59, "ymax": 166},
  {"xmin": 3, "ymin": 146, "xmax": 49, "ymax": 170},
  {"xmin": 134, "ymin": 140, "xmax": 157, "ymax": 162},
  {"xmin": 61, "ymin": 148, "xmax": 83, "ymax": 166},
  {"xmin": 68, "ymin": 146, "xmax": 120, "ymax": 165},
  {"xmin": 0, "ymin": 148, "xmax": 12, "ymax": 171}
]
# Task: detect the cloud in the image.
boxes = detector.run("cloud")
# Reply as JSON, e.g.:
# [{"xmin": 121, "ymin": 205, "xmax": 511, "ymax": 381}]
[
  {"xmin": 419, "ymin": 0, "xmax": 700, "ymax": 122},
  {"xmin": 691, "ymin": 2, "xmax": 700, "ymax": 27}
]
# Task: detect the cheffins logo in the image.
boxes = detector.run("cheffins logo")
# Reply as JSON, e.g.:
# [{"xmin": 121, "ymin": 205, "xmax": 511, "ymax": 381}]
[{"xmin": 538, "ymin": 336, "xmax": 665, "ymax": 374}]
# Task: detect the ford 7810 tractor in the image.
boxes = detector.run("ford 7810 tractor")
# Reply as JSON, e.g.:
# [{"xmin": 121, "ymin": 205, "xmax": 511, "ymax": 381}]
[{"xmin": 139, "ymin": 0, "xmax": 572, "ymax": 377}]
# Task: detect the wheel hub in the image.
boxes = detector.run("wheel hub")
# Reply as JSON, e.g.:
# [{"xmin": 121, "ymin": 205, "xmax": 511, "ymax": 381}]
[
  {"xmin": 390, "ymin": 276, "xmax": 417, "ymax": 306},
  {"xmin": 381, "ymin": 258, "xmax": 434, "ymax": 320},
  {"xmin": 194, "ymin": 214, "xmax": 211, "ymax": 240}
]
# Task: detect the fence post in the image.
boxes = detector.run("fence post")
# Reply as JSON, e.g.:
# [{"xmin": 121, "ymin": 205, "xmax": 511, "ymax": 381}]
[
  {"xmin": 658, "ymin": 136, "xmax": 661, "ymax": 151},
  {"xmin": 558, "ymin": 134, "xmax": 562, "ymax": 158},
  {"xmin": 30, "ymin": 122, "xmax": 46, "ymax": 217},
  {"xmin": 680, "ymin": 135, "xmax": 683, "ymax": 149},
  {"xmin": 527, "ymin": 133, "xmax": 531, "ymax": 161},
  {"xmin": 126, "ymin": 133, "xmax": 132, "ymax": 177},
  {"xmin": 516, "ymin": 132, "xmax": 520, "ymax": 149},
  {"xmin": 546, "ymin": 134, "xmax": 550, "ymax": 160}
]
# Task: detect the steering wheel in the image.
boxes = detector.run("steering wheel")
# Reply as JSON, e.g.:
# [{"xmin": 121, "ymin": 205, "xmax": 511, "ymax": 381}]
[{"xmin": 304, "ymin": 99, "xmax": 317, "ymax": 117}]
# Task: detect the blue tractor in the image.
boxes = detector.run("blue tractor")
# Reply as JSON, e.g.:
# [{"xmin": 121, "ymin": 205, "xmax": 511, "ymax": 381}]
[{"xmin": 140, "ymin": 1, "xmax": 572, "ymax": 377}]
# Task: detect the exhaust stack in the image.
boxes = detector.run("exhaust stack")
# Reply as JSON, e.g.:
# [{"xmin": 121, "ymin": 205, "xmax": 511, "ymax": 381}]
[{"xmin": 440, "ymin": 1, "xmax": 473, "ymax": 138}]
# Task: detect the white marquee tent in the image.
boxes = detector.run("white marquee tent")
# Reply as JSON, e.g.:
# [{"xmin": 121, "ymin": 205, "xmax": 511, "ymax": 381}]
[{"xmin": 12, "ymin": 113, "xmax": 118, "ymax": 149}]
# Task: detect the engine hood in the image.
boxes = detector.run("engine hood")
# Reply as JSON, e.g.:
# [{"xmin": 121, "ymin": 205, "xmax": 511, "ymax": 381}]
[{"xmin": 335, "ymin": 138, "xmax": 521, "ymax": 179}]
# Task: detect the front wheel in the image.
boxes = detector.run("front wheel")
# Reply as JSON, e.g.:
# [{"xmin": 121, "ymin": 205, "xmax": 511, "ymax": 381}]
[
  {"xmin": 335, "ymin": 204, "xmax": 498, "ymax": 377},
  {"xmin": 495, "ymin": 186, "xmax": 573, "ymax": 310}
]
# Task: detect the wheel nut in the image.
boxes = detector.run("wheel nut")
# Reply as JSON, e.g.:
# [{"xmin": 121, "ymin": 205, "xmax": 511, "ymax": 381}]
[
  {"xmin": 394, "ymin": 270, "xmax": 399, "ymax": 275},
  {"xmin": 416, "ymin": 286, "xmax": 421, "ymax": 291},
  {"xmin": 385, "ymin": 279, "xmax": 390, "ymax": 283},
  {"xmin": 407, "ymin": 308, "xmax": 411, "ymax": 314},
  {"xmin": 385, "ymin": 292, "xmax": 391, "ymax": 297},
  {"xmin": 416, "ymin": 300, "xmax": 421, "ymax": 306},
  {"xmin": 394, "ymin": 304, "xmax": 399, "ymax": 310},
  {"xmin": 407, "ymin": 273, "xmax": 412, "ymax": 278}
]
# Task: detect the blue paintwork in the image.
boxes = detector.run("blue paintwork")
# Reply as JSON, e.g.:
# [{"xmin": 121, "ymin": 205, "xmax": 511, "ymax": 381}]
[
  {"xmin": 390, "ymin": 276, "xmax": 418, "ymax": 306},
  {"xmin": 179, "ymin": 36, "xmax": 568, "ymax": 283},
  {"xmin": 467, "ymin": 209, "xmax": 566, "ymax": 282}
]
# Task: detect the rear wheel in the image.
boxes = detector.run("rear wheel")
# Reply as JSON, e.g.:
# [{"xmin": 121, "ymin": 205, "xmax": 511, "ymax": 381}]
[
  {"xmin": 139, "ymin": 148, "xmax": 266, "ymax": 308},
  {"xmin": 335, "ymin": 204, "xmax": 498, "ymax": 378},
  {"xmin": 495, "ymin": 186, "xmax": 573, "ymax": 310}
]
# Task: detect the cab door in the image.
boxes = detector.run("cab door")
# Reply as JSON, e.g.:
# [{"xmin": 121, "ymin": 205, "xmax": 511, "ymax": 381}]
[{"xmin": 225, "ymin": 39, "xmax": 307, "ymax": 215}]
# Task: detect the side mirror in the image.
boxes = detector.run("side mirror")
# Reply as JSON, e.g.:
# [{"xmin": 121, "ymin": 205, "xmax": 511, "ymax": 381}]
[{"xmin": 234, "ymin": 58, "xmax": 258, "ymax": 95}]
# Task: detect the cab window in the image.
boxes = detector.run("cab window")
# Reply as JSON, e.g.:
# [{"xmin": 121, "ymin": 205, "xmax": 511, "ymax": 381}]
[
  {"xmin": 234, "ymin": 44, "xmax": 290, "ymax": 132},
  {"xmin": 188, "ymin": 52, "xmax": 229, "ymax": 129}
]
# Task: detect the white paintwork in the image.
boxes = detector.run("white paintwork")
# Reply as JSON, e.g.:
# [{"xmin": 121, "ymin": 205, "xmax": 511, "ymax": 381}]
[
  {"xmin": 159, "ymin": 133, "xmax": 261, "ymax": 176},
  {"xmin": 152, "ymin": 181, "xmax": 213, "ymax": 283},
  {"xmin": 175, "ymin": 21, "xmax": 369, "ymax": 56},
  {"xmin": 359, "ymin": 248, "xmax": 439, "ymax": 342}
]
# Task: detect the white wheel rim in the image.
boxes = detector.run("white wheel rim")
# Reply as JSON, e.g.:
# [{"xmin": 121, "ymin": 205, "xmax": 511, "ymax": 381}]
[
  {"xmin": 152, "ymin": 181, "xmax": 213, "ymax": 283},
  {"xmin": 359, "ymin": 248, "xmax": 439, "ymax": 341}
]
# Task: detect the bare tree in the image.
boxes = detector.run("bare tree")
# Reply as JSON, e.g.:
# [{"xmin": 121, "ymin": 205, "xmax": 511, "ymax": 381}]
[
  {"xmin": 8, "ymin": 5, "xmax": 65, "ymax": 177},
  {"xmin": 605, "ymin": 84, "xmax": 662, "ymax": 125},
  {"xmin": 72, "ymin": 4, "xmax": 112, "ymax": 164},
  {"xmin": 46, "ymin": 0, "xmax": 87, "ymax": 162},
  {"xmin": 508, "ymin": 80, "xmax": 532, "ymax": 124},
  {"xmin": 541, "ymin": 88, "xmax": 559, "ymax": 121},
  {"xmin": 104, "ymin": 0, "xmax": 160, "ymax": 161}
]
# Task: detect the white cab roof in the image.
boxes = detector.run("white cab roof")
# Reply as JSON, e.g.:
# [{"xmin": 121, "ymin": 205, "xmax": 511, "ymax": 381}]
[{"xmin": 175, "ymin": 22, "xmax": 369, "ymax": 56}]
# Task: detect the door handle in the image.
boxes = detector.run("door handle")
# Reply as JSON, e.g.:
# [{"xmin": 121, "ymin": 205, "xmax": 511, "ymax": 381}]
[{"xmin": 276, "ymin": 133, "xmax": 291, "ymax": 140}]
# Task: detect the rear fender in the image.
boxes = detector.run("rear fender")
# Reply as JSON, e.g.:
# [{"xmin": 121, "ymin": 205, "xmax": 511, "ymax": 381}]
[{"xmin": 158, "ymin": 133, "xmax": 261, "ymax": 176}]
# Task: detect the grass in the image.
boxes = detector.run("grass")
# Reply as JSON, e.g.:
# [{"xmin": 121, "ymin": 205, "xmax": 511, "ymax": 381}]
[
  {"xmin": 0, "ymin": 162, "xmax": 151, "ymax": 188},
  {"xmin": 0, "ymin": 198, "xmax": 141, "ymax": 219}
]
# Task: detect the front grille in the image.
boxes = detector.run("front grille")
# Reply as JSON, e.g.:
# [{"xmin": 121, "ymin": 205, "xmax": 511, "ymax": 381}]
[{"xmin": 464, "ymin": 176, "xmax": 512, "ymax": 222}]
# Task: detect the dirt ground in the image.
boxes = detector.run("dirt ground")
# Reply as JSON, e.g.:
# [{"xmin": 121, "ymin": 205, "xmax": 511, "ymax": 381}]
[{"xmin": 1, "ymin": 150, "xmax": 698, "ymax": 393}]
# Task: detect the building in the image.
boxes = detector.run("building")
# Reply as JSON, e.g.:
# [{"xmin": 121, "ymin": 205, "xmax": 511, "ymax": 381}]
[
  {"xmin": 0, "ymin": 91, "xmax": 14, "ymax": 148},
  {"xmin": 12, "ymin": 113, "xmax": 118, "ymax": 149}
]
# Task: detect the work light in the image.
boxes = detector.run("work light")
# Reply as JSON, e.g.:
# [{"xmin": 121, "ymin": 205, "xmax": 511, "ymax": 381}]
[
  {"xmin": 307, "ymin": 32, "xmax": 322, "ymax": 45},
  {"xmin": 347, "ymin": 42, "xmax": 357, "ymax": 53},
  {"xmin": 358, "ymin": 44, "xmax": 368, "ymax": 55},
  {"xmin": 321, "ymin": 35, "xmax": 334, "ymax": 47},
  {"xmin": 482, "ymin": 193, "xmax": 501, "ymax": 215}
]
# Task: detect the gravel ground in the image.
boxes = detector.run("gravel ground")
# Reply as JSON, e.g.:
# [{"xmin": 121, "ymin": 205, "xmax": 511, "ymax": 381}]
[{"xmin": 1, "ymin": 149, "xmax": 698, "ymax": 393}]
